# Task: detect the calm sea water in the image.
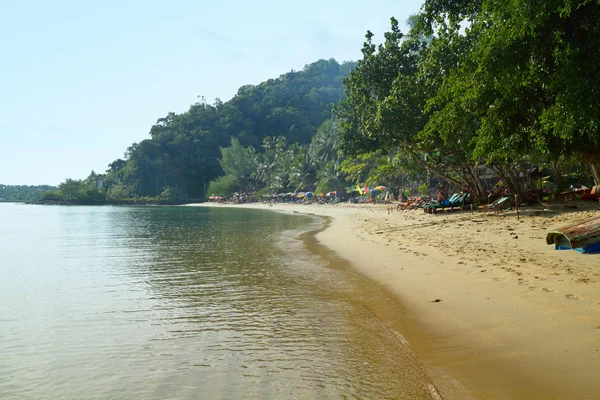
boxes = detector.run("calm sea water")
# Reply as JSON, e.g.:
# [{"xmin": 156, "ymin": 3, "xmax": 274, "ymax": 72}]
[{"xmin": 0, "ymin": 203, "xmax": 435, "ymax": 399}]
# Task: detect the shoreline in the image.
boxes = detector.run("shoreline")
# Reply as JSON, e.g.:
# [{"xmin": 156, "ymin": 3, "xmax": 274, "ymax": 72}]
[{"xmin": 187, "ymin": 201, "xmax": 600, "ymax": 399}]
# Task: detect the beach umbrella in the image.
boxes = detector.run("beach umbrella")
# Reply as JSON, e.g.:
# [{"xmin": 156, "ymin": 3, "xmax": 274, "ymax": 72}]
[
  {"xmin": 296, "ymin": 192, "xmax": 306, "ymax": 198},
  {"xmin": 305, "ymin": 192, "xmax": 313, "ymax": 197},
  {"xmin": 375, "ymin": 186, "xmax": 388, "ymax": 191},
  {"xmin": 318, "ymin": 193, "xmax": 325, "ymax": 197}
]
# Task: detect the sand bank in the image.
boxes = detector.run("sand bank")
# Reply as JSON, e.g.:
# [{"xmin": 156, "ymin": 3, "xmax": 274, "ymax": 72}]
[{"xmin": 187, "ymin": 201, "xmax": 600, "ymax": 399}]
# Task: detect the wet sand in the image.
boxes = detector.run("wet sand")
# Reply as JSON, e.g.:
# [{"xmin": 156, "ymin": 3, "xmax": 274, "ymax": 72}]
[{"xmin": 188, "ymin": 201, "xmax": 600, "ymax": 399}]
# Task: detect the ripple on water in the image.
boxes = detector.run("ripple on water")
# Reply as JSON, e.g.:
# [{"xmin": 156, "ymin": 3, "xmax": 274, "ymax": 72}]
[{"xmin": 0, "ymin": 205, "xmax": 434, "ymax": 399}]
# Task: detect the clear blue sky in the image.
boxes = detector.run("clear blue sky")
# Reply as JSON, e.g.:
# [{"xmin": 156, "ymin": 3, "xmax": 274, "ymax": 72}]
[{"xmin": 0, "ymin": 0, "xmax": 423, "ymax": 186}]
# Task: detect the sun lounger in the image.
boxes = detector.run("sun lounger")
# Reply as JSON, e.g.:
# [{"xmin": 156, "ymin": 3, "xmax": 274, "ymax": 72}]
[
  {"xmin": 423, "ymin": 193, "xmax": 468, "ymax": 213},
  {"xmin": 397, "ymin": 197, "xmax": 417, "ymax": 211},
  {"xmin": 481, "ymin": 196, "xmax": 512, "ymax": 211},
  {"xmin": 403, "ymin": 197, "xmax": 420, "ymax": 210},
  {"xmin": 422, "ymin": 193, "xmax": 458, "ymax": 209},
  {"xmin": 423, "ymin": 193, "xmax": 460, "ymax": 212},
  {"xmin": 448, "ymin": 192, "xmax": 471, "ymax": 210},
  {"xmin": 405, "ymin": 197, "xmax": 427, "ymax": 210}
]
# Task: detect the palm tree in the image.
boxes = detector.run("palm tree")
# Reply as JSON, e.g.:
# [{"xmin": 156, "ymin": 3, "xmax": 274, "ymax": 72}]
[
  {"xmin": 290, "ymin": 144, "xmax": 317, "ymax": 192},
  {"xmin": 309, "ymin": 120, "xmax": 341, "ymax": 166}
]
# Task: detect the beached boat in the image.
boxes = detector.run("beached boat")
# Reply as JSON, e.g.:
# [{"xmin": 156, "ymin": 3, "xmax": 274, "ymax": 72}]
[{"xmin": 546, "ymin": 216, "xmax": 600, "ymax": 253}]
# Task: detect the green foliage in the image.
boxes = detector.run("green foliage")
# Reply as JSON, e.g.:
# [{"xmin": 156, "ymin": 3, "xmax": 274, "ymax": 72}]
[
  {"xmin": 159, "ymin": 186, "xmax": 185, "ymax": 203},
  {"xmin": 41, "ymin": 59, "xmax": 356, "ymax": 203},
  {"xmin": 337, "ymin": 1, "xmax": 600, "ymax": 200},
  {"xmin": 420, "ymin": 0, "xmax": 600, "ymax": 185},
  {"xmin": 106, "ymin": 185, "xmax": 132, "ymax": 202},
  {"xmin": 49, "ymin": 177, "xmax": 105, "ymax": 204},
  {"xmin": 289, "ymin": 144, "xmax": 317, "ymax": 192},
  {"xmin": 418, "ymin": 183, "xmax": 430, "ymax": 197},
  {"xmin": 219, "ymin": 137, "xmax": 256, "ymax": 190},
  {"xmin": 207, "ymin": 175, "xmax": 238, "ymax": 197},
  {"xmin": 40, "ymin": 190, "xmax": 63, "ymax": 202},
  {"xmin": 315, "ymin": 161, "xmax": 347, "ymax": 193},
  {"xmin": 210, "ymin": 118, "xmax": 351, "ymax": 195},
  {"xmin": 0, "ymin": 184, "xmax": 56, "ymax": 202},
  {"xmin": 100, "ymin": 59, "xmax": 356, "ymax": 200}
]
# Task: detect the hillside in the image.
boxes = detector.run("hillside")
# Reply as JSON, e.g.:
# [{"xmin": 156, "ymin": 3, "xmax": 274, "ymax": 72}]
[
  {"xmin": 0, "ymin": 184, "xmax": 57, "ymax": 202},
  {"xmin": 104, "ymin": 58, "xmax": 355, "ymax": 199}
]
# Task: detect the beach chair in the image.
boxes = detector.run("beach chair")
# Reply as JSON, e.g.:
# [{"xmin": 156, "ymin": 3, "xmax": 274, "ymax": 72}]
[
  {"xmin": 481, "ymin": 196, "xmax": 512, "ymax": 211},
  {"xmin": 429, "ymin": 193, "xmax": 471, "ymax": 213},
  {"xmin": 407, "ymin": 197, "xmax": 427, "ymax": 210},
  {"xmin": 423, "ymin": 193, "xmax": 460, "ymax": 213},
  {"xmin": 448, "ymin": 192, "xmax": 471, "ymax": 211},
  {"xmin": 397, "ymin": 197, "xmax": 415, "ymax": 211}
]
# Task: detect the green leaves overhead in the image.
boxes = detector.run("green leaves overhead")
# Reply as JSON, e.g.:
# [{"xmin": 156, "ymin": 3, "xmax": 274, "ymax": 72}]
[{"xmin": 337, "ymin": 0, "xmax": 600, "ymax": 198}]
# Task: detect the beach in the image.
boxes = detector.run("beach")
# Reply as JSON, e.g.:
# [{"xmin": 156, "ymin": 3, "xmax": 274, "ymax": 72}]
[{"xmin": 189, "ymin": 201, "xmax": 600, "ymax": 399}]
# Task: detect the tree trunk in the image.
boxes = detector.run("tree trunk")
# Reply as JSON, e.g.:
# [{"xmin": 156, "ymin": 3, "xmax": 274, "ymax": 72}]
[
  {"xmin": 506, "ymin": 167, "xmax": 526, "ymax": 200},
  {"xmin": 492, "ymin": 165, "xmax": 525, "ymax": 201},
  {"xmin": 467, "ymin": 166, "xmax": 487, "ymax": 204},
  {"xmin": 409, "ymin": 151, "xmax": 465, "ymax": 191},
  {"xmin": 591, "ymin": 163, "xmax": 600, "ymax": 185},
  {"xmin": 552, "ymin": 160, "xmax": 561, "ymax": 195}
]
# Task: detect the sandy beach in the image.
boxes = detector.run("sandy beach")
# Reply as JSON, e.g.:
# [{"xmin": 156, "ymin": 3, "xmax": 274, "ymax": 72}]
[{"xmin": 188, "ymin": 201, "xmax": 600, "ymax": 399}]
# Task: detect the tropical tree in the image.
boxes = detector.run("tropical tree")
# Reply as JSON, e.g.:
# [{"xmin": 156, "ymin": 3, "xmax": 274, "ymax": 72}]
[
  {"xmin": 218, "ymin": 137, "xmax": 256, "ymax": 191},
  {"xmin": 289, "ymin": 144, "xmax": 317, "ymax": 192}
]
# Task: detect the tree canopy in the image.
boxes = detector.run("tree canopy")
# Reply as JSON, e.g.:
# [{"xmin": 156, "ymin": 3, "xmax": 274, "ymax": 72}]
[
  {"xmin": 100, "ymin": 58, "xmax": 355, "ymax": 201},
  {"xmin": 336, "ymin": 1, "xmax": 600, "ymax": 201},
  {"xmin": 0, "ymin": 184, "xmax": 56, "ymax": 202},
  {"xmin": 41, "ymin": 3, "xmax": 600, "ymax": 204}
]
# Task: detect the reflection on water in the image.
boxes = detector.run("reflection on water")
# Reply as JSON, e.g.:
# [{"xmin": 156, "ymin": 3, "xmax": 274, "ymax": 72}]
[{"xmin": 0, "ymin": 204, "xmax": 434, "ymax": 399}]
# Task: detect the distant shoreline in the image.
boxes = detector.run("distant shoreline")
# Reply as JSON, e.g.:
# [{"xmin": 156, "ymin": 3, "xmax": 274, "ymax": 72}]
[
  {"xmin": 24, "ymin": 200, "xmax": 189, "ymax": 206},
  {"xmin": 187, "ymin": 201, "xmax": 600, "ymax": 399}
]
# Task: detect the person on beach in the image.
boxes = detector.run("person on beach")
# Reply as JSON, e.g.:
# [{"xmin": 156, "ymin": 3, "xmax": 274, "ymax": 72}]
[{"xmin": 437, "ymin": 186, "xmax": 447, "ymax": 203}]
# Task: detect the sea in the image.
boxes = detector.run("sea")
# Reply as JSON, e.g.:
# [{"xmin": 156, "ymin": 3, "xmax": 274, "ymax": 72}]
[{"xmin": 0, "ymin": 203, "xmax": 436, "ymax": 399}]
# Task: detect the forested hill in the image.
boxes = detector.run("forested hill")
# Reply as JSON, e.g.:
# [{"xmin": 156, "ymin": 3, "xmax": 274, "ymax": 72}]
[
  {"xmin": 104, "ymin": 58, "xmax": 355, "ymax": 199},
  {"xmin": 0, "ymin": 185, "xmax": 57, "ymax": 202}
]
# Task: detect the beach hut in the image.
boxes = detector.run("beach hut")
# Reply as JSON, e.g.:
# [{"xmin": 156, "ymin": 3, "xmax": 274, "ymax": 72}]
[{"xmin": 546, "ymin": 216, "xmax": 600, "ymax": 253}]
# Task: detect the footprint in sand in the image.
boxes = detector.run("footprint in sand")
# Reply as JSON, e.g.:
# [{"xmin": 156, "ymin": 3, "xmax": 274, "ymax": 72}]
[
  {"xmin": 565, "ymin": 293, "xmax": 579, "ymax": 300},
  {"xmin": 542, "ymin": 288, "xmax": 554, "ymax": 293}
]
